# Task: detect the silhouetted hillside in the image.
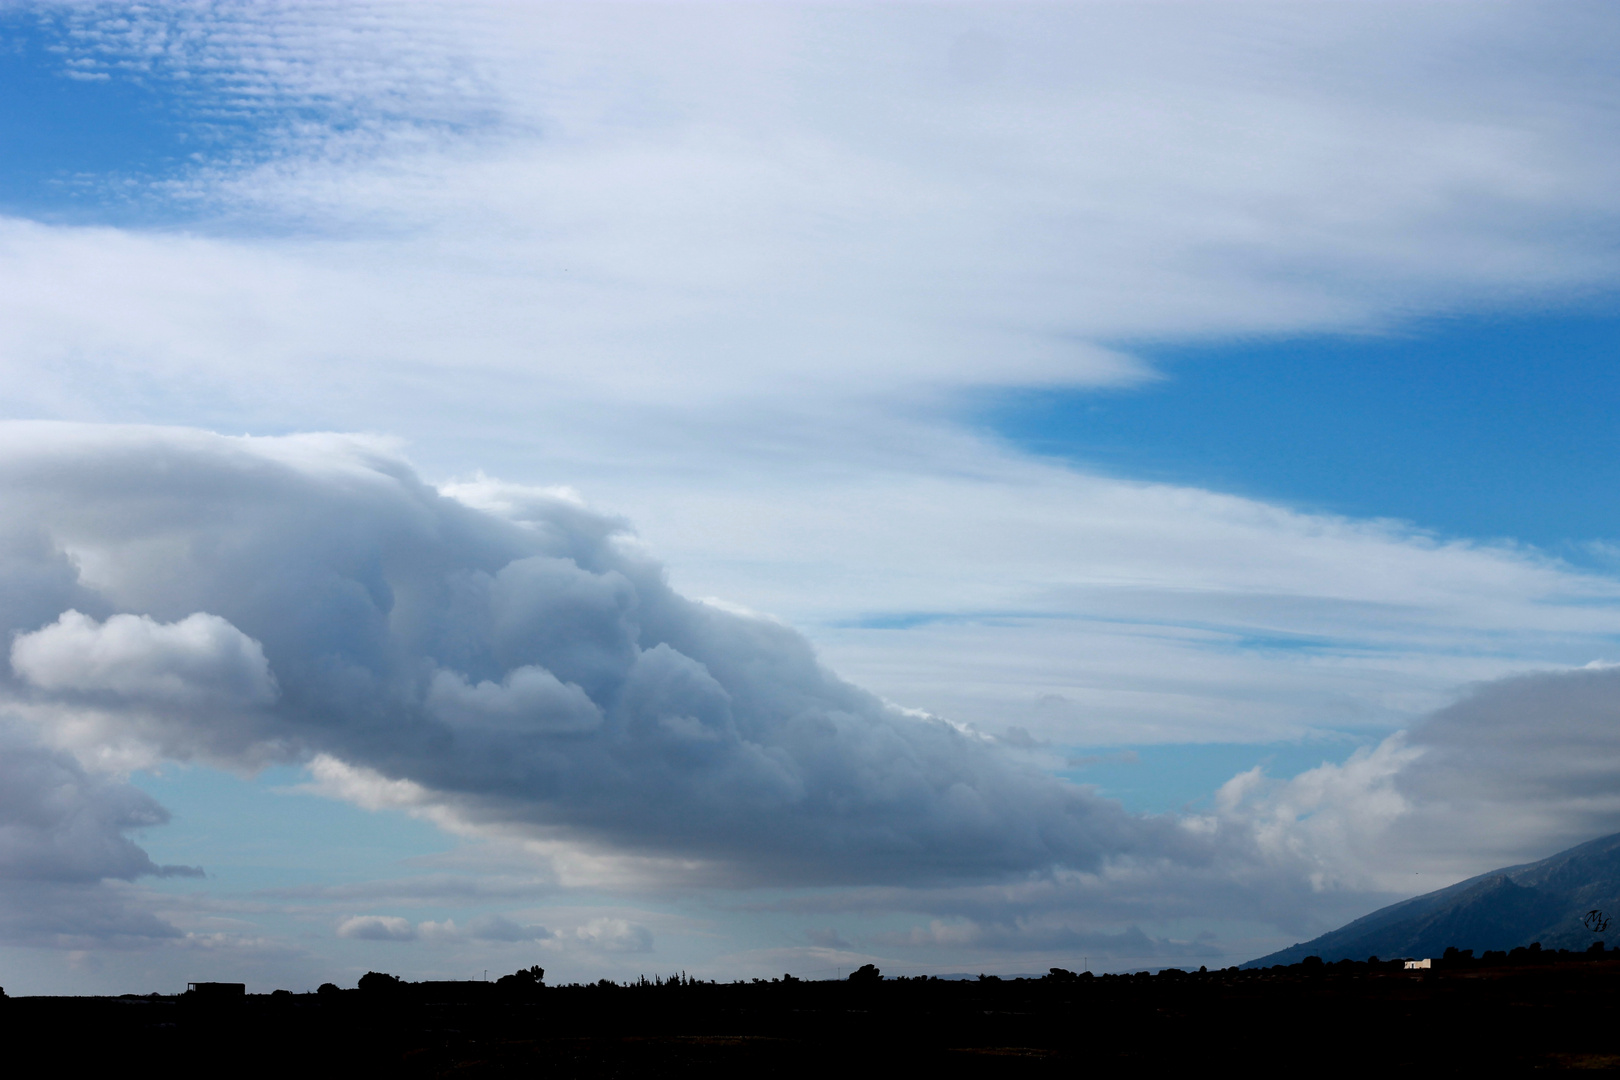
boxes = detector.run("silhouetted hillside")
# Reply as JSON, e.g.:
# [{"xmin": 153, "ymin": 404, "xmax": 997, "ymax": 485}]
[{"xmin": 1246, "ymin": 831, "xmax": 1620, "ymax": 967}]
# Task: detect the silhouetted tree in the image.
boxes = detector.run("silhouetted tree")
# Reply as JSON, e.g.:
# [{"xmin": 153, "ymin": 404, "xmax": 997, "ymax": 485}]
[
  {"xmin": 495, "ymin": 965, "xmax": 546, "ymax": 1000},
  {"xmin": 497, "ymin": 965, "xmax": 545, "ymax": 987},
  {"xmin": 358, "ymin": 971, "xmax": 402, "ymax": 995},
  {"xmin": 848, "ymin": 963, "xmax": 882, "ymax": 984},
  {"xmin": 1440, "ymin": 947, "xmax": 1474, "ymax": 968},
  {"xmin": 317, "ymin": 983, "xmax": 340, "ymax": 996}
]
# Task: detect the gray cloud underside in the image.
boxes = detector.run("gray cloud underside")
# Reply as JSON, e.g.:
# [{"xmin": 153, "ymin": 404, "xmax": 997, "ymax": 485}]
[
  {"xmin": 0, "ymin": 727, "xmax": 197, "ymax": 947},
  {"xmin": 0, "ymin": 728, "xmax": 197, "ymax": 885},
  {"xmin": 1388, "ymin": 666, "xmax": 1620, "ymax": 870},
  {"xmin": 0, "ymin": 424, "xmax": 1204, "ymax": 886}
]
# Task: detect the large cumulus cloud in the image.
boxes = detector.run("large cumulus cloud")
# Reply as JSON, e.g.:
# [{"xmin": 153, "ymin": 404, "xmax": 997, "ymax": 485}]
[
  {"xmin": 0, "ymin": 423, "xmax": 1185, "ymax": 887},
  {"xmin": 14, "ymin": 421, "xmax": 1620, "ymax": 968}
]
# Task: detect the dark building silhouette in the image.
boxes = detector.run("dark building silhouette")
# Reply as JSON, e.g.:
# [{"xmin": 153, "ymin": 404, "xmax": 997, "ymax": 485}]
[{"xmin": 186, "ymin": 982, "xmax": 246, "ymax": 999}]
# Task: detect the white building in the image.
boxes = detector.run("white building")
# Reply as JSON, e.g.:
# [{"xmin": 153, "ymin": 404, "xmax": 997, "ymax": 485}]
[{"xmin": 1404, "ymin": 958, "xmax": 1431, "ymax": 970}]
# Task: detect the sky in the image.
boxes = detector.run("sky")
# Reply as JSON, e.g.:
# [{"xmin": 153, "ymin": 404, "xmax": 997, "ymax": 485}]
[{"xmin": 1, "ymin": 0, "xmax": 1619, "ymax": 994}]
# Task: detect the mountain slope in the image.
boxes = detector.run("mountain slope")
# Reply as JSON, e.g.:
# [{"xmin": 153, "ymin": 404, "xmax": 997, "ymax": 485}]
[{"xmin": 1245, "ymin": 832, "xmax": 1620, "ymax": 967}]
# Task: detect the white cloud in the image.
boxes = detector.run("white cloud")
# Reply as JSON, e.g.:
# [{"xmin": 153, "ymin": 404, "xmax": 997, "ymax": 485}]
[
  {"xmin": 13, "ymin": 610, "xmax": 276, "ymax": 707},
  {"xmin": 8, "ymin": 609, "xmax": 282, "ymax": 770},
  {"xmin": 336, "ymin": 915, "xmax": 417, "ymax": 942},
  {"xmin": 3, "ymin": 5, "xmax": 1619, "ymax": 420},
  {"xmin": 0, "ymin": 3, "xmax": 1615, "ymax": 750},
  {"xmin": 572, "ymin": 917, "xmax": 652, "ymax": 954}
]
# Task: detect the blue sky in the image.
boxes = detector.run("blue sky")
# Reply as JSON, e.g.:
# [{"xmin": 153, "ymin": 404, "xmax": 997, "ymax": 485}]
[
  {"xmin": 0, "ymin": 9, "xmax": 217, "ymax": 222},
  {"xmin": 2, "ymin": 1, "xmax": 1620, "ymax": 995},
  {"xmin": 983, "ymin": 311, "xmax": 1620, "ymax": 551}
]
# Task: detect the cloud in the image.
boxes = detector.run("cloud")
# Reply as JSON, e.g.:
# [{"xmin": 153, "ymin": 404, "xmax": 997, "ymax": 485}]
[
  {"xmin": 572, "ymin": 917, "xmax": 652, "ymax": 954},
  {"xmin": 413, "ymin": 913, "xmax": 553, "ymax": 944},
  {"xmin": 467, "ymin": 912, "xmax": 551, "ymax": 942},
  {"xmin": 1168, "ymin": 664, "xmax": 1620, "ymax": 909},
  {"xmin": 806, "ymin": 927, "xmax": 851, "ymax": 950},
  {"xmin": 876, "ymin": 919, "xmax": 1218, "ymax": 964},
  {"xmin": 7, "ymin": 422, "xmax": 1620, "ymax": 974},
  {"xmin": 1370, "ymin": 666, "xmax": 1620, "ymax": 879},
  {"xmin": 255, "ymin": 873, "xmax": 556, "ymax": 905},
  {"xmin": 8, "ymin": 609, "xmax": 283, "ymax": 770},
  {"xmin": 0, "ymin": 5, "xmax": 1617, "ymax": 759},
  {"xmin": 13, "ymin": 610, "xmax": 277, "ymax": 707},
  {"xmin": 0, "ymin": 880, "xmax": 185, "ymax": 951},
  {"xmin": 0, "ymin": 424, "xmax": 1170, "ymax": 888},
  {"xmin": 10, "ymin": 422, "xmax": 1620, "ymax": 966},
  {"xmin": 5, "ymin": 5, "xmax": 1620, "ymax": 423},
  {"xmin": 0, "ymin": 729, "xmax": 199, "ymax": 886},
  {"xmin": 0, "ymin": 725, "xmax": 200, "ymax": 947},
  {"xmin": 336, "ymin": 915, "xmax": 416, "ymax": 941},
  {"xmin": 425, "ymin": 666, "xmax": 602, "ymax": 735}
]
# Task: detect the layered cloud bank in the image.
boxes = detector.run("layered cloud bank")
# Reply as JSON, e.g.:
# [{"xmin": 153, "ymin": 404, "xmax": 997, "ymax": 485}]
[
  {"xmin": 6, "ymin": 423, "xmax": 1620, "ymax": 970},
  {"xmin": 0, "ymin": 425, "xmax": 1181, "ymax": 898}
]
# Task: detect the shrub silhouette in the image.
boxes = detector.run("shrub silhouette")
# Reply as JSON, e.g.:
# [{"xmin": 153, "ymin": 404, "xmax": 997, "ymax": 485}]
[{"xmin": 848, "ymin": 964, "xmax": 881, "ymax": 984}]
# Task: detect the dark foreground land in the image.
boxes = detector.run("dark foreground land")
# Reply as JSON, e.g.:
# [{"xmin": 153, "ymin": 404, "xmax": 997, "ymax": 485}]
[{"xmin": 11, "ymin": 954, "xmax": 1620, "ymax": 1076}]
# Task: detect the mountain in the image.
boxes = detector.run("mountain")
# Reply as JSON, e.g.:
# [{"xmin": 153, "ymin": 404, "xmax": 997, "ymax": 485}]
[{"xmin": 1245, "ymin": 832, "xmax": 1620, "ymax": 967}]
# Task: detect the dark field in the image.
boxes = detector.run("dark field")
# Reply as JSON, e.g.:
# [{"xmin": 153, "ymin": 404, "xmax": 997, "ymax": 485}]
[{"xmin": 10, "ymin": 958, "xmax": 1620, "ymax": 1076}]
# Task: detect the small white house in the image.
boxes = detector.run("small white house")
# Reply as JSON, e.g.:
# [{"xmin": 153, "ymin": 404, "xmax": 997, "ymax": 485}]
[{"xmin": 1404, "ymin": 958, "xmax": 1431, "ymax": 970}]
